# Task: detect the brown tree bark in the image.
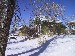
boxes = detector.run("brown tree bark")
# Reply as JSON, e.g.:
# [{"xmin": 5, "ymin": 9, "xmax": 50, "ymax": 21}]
[{"xmin": 0, "ymin": 0, "xmax": 15, "ymax": 56}]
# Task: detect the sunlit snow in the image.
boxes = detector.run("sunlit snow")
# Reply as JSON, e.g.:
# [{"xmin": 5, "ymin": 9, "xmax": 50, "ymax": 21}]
[{"xmin": 5, "ymin": 35, "xmax": 75, "ymax": 56}]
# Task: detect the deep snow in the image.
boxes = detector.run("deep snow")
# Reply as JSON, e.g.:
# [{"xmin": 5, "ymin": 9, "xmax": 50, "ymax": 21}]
[{"xmin": 5, "ymin": 35, "xmax": 75, "ymax": 56}]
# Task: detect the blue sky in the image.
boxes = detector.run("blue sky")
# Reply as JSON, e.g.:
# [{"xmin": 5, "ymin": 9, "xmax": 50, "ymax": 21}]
[{"xmin": 17, "ymin": 0, "xmax": 75, "ymax": 25}]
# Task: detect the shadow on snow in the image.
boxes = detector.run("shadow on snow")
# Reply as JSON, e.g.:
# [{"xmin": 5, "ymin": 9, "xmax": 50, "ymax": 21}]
[{"xmin": 7, "ymin": 36, "xmax": 59, "ymax": 56}]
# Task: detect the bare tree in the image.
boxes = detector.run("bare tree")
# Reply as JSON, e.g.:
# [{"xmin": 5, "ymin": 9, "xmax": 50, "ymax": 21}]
[{"xmin": 30, "ymin": 0, "xmax": 65, "ymax": 35}]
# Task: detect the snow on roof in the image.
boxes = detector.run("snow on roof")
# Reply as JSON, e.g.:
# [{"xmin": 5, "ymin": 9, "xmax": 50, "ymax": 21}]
[
  {"xmin": 18, "ymin": 26, "xmax": 23, "ymax": 29},
  {"xmin": 34, "ymin": 15, "xmax": 53, "ymax": 22},
  {"xmin": 55, "ymin": 19, "xmax": 62, "ymax": 23},
  {"xmin": 34, "ymin": 15, "xmax": 62, "ymax": 23},
  {"xmin": 39, "ymin": 15, "xmax": 47, "ymax": 21},
  {"xmin": 70, "ymin": 20, "xmax": 75, "ymax": 23}
]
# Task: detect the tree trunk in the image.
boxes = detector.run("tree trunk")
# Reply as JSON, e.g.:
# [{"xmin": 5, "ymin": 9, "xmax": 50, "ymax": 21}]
[{"xmin": 0, "ymin": 0, "xmax": 15, "ymax": 56}]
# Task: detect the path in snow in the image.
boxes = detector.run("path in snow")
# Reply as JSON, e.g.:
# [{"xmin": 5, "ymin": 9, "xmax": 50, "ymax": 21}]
[{"xmin": 6, "ymin": 35, "xmax": 75, "ymax": 56}]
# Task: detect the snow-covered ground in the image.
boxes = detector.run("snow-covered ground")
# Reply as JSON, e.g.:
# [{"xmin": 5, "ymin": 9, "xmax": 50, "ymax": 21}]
[{"xmin": 5, "ymin": 35, "xmax": 75, "ymax": 56}]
